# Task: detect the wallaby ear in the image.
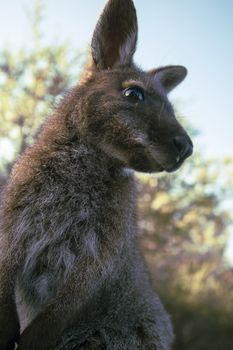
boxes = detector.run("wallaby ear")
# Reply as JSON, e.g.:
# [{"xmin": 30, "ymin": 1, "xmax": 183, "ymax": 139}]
[
  {"xmin": 149, "ymin": 65, "xmax": 187, "ymax": 93},
  {"xmin": 91, "ymin": 0, "xmax": 138, "ymax": 70}
]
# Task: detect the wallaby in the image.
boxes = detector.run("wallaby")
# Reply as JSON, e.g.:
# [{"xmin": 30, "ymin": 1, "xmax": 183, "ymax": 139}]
[{"xmin": 0, "ymin": 0, "xmax": 193, "ymax": 349}]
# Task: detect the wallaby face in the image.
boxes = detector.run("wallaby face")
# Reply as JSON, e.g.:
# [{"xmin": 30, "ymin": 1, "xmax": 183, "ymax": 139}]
[
  {"xmin": 75, "ymin": 0, "xmax": 193, "ymax": 173},
  {"xmin": 0, "ymin": 1, "xmax": 192, "ymax": 350},
  {"xmin": 78, "ymin": 68, "xmax": 192, "ymax": 173}
]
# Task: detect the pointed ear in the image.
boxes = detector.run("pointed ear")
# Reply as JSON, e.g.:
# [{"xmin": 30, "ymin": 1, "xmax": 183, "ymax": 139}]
[
  {"xmin": 149, "ymin": 65, "xmax": 187, "ymax": 93},
  {"xmin": 91, "ymin": 0, "xmax": 138, "ymax": 70}
]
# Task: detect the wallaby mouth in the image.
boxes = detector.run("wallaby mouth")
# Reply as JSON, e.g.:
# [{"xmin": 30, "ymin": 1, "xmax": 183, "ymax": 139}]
[
  {"xmin": 165, "ymin": 144, "xmax": 193, "ymax": 173},
  {"xmin": 145, "ymin": 139, "xmax": 193, "ymax": 173}
]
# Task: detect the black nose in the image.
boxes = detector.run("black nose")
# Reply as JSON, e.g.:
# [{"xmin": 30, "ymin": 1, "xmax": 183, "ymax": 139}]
[{"xmin": 173, "ymin": 135, "xmax": 193, "ymax": 161}]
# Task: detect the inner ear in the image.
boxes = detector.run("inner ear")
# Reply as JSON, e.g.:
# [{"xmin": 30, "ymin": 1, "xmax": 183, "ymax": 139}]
[
  {"xmin": 149, "ymin": 65, "xmax": 187, "ymax": 93},
  {"xmin": 91, "ymin": 0, "xmax": 138, "ymax": 70}
]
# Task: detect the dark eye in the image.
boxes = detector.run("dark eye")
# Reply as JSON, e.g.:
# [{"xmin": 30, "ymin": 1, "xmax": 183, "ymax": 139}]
[{"xmin": 123, "ymin": 86, "xmax": 145, "ymax": 101}]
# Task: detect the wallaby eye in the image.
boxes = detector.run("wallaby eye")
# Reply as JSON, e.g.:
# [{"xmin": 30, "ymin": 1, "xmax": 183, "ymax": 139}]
[{"xmin": 123, "ymin": 86, "xmax": 145, "ymax": 101}]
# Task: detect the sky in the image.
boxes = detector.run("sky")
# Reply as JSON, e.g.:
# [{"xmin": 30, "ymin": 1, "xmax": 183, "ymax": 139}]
[{"xmin": 0, "ymin": 0, "xmax": 233, "ymax": 158}]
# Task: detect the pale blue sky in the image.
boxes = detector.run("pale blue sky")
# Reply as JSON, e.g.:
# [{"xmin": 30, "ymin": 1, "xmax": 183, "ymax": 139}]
[{"xmin": 0, "ymin": 0, "xmax": 233, "ymax": 158}]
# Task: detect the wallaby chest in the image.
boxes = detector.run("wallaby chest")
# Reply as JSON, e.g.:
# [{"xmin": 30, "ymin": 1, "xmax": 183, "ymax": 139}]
[{"xmin": 14, "ymin": 144, "xmax": 136, "ymax": 327}]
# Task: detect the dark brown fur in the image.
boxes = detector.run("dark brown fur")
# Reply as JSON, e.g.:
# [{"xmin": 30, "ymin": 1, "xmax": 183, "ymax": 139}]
[{"xmin": 0, "ymin": 1, "xmax": 192, "ymax": 349}]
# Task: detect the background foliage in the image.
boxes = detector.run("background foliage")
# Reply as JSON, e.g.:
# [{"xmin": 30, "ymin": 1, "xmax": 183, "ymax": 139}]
[{"xmin": 0, "ymin": 2, "xmax": 233, "ymax": 349}]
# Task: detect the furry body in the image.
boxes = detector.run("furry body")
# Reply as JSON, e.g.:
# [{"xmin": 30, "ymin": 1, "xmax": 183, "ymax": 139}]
[
  {"xmin": 0, "ymin": 1, "xmax": 192, "ymax": 349},
  {"xmin": 1, "ymin": 104, "xmax": 173, "ymax": 349}
]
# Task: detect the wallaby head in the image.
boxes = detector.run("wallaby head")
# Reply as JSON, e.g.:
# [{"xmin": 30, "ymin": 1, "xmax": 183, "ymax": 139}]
[{"xmin": 72, "ymin": 0, "xmax": 193, "ymax": 173}]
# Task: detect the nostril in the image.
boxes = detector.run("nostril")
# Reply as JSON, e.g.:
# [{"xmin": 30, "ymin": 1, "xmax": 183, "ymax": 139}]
[{"xmin": 173, "ymin": 136, "xmax": 193, "ymax": 160}]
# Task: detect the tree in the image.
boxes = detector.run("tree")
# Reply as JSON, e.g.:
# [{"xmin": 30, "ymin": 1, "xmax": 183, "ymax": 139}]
[
  {"xmin": 137, "ymin": 153, "xmax": 233, "ymax": 350},
  {"xmin": 0, "ymin": 0, "xmax": 85, "ymax": 186}
]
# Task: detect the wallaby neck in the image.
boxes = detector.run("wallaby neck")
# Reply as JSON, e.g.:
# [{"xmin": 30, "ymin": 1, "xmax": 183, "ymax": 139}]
[{"xmin": 36, "ymin": 109, "xmax": 133, "ymax": 185}]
